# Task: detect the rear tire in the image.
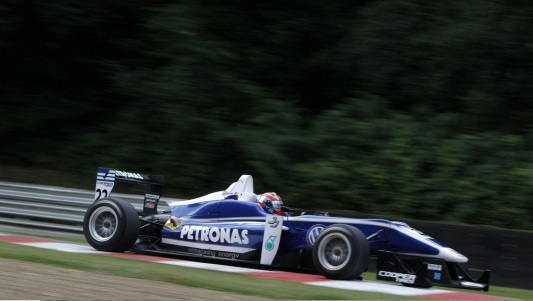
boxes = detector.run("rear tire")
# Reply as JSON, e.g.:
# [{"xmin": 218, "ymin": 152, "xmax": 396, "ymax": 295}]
[
  {"xmin": 83, "ymin": 197, "xmax": 139, "ymax": 252},
  {"xmin": 312, "ymin": 224, "xmax": 369, "ymax": 280}
]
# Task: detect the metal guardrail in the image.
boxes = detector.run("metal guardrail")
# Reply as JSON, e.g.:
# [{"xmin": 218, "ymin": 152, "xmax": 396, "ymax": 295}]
[{"xmin": 0, "ymin": 181, "xmax": 175, "ymax": 236}]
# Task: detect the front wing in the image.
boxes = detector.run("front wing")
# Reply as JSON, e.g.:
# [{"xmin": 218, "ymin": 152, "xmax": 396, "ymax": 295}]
[{"xmin": 376, "ymin": 251, "xmax": 490, "ymax": 291}]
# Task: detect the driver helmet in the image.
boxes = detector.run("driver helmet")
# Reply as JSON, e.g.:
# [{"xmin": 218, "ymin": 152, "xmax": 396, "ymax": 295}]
[{"xmin": 257, "ymin": 192, "xmax": 283, "ymax": 215}]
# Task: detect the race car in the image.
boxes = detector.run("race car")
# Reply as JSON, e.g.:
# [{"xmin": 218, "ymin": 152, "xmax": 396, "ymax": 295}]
[{"xmin": 84, "ymin": 167, "xmax": 490, "ymax": 291}]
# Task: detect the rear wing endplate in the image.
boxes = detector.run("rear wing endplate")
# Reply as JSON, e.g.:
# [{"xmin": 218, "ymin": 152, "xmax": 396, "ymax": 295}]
[{"xmin": 95, "ymin": 167, "xmax": 165, "ymax": 215}]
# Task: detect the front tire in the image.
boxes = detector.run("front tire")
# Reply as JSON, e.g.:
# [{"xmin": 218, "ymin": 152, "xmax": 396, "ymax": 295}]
[
  {"xmin": 83, "ymin": 197, "xmax": 140, "ymax": 252},
  {"xmin": 312, "ymin": 224, "xmax": 369, "ymax": 280}
]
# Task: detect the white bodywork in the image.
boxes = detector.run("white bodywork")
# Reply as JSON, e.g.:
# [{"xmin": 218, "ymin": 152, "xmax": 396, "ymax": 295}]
[{"xmin": 167, "ymin": 175, "xmax": 257, "ymax": 206}]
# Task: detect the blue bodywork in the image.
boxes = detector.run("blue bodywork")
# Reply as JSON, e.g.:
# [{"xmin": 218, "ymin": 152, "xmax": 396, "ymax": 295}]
[{"xmin": 156, "ymin": 197, "xmax": 462, "ymax": 266}]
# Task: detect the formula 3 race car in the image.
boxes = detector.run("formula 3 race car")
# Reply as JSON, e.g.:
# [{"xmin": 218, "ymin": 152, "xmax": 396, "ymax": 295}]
[{"xmin": 83, "ymin": 167, "xmax": 490, "ymax": 291}]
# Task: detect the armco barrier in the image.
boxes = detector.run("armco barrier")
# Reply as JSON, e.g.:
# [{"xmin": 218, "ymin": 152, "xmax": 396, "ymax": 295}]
[
  {"xmin": 0, "ymin": 181, "xmax": 531, "ymax": 289},
  {"xmin": 0, "ymin": 181, "xmax": 174, "ymax": 235}
]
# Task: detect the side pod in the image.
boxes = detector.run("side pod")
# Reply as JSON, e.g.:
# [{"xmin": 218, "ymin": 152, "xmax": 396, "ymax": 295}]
[{"xmin": 376, "ymin": 251, "xmax": 490, "ymax": 291}]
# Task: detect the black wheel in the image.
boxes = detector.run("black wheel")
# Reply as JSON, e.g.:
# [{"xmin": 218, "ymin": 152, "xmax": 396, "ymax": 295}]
[
  {"xmin": 83, "ymin": 197, "xmax": 140, "ymax": 252},
  {"xmin": 312, "ymin": 224, "xmax": 369, "ymax": 280}
]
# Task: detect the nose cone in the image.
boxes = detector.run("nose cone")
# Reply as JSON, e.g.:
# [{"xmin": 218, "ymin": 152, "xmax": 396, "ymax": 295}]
[{"xmin": 439, "ymin": 247, "xmax": 468, "ymax": 263}]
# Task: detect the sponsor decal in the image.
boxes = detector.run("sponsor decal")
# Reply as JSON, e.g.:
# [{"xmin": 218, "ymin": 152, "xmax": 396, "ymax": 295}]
[
  {"xmin": 434, "ymin": 272, "xmax": 441, "ymax": 280},
  {"xmin": 264, "ymin": 235, "xmax": 276, "ymax": 251},
  {"xmin": 96, "ymin": 181, "xmax": 114, "ymax": 187},
  {"xmin": 187, "ymin": 248, "xmax": 241, "ymax": 259},
  {"xmin": 115, "ymin": 170, "xmax": 143, "ymax": 180},
  {"xmin": 164, "ymin": 216, "xmax": 182, "ymax": 231},
  {"xmin": 306, "ymin": 224, "xmax": 325, "ymax": 247},
  {"xmin": 186, "ymin": 247, "xmax": 241, "ymax": 259},
  {"xmin": 268, "ymin": 216, "xmax": 280, "ymax": 228},
  {"xmin": 97, "ymin": 168, "xmax": 115, "ymax": 181},
  {"xmin": 217, "ymin": 251, "xmax": 240, "ymax": 259},
  {"xmin": 427, "ymin": 263, "xmax": 442, "ymax": 271},
  {"xmin": 180, "ymin": 225, "xmax": 249, "ymax": 244},
  {"xmin": 378, "ymin": 271, "xmax": 417, "ymax": 284},
  {"xmin": 188, "ymin": 247, "xmax": 216, "ymax": 257}
]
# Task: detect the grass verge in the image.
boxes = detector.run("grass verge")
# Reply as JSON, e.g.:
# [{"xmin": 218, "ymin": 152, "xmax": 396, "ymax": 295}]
[
  {"xmin": 2, "ymin": 231, "xmax": 532, "ymax": 299},
  {"xmin": 0, "ymin": 241, "xmax": 411, "ymax": 300},
  {"xmin": 1, "ymin": 235, "xmax": 532, "ymax": 299}
]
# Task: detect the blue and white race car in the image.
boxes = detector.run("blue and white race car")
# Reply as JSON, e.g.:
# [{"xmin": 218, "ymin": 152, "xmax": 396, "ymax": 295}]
[{"xmin": 84, "ymin": 167, "xmax": 490, "ymax": 291}]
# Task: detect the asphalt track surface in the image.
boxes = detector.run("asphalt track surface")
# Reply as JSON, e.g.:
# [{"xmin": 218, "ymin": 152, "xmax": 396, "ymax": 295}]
[{"xmin": 0, "ymin": 233, "xmax": 508, "ymax": 300}]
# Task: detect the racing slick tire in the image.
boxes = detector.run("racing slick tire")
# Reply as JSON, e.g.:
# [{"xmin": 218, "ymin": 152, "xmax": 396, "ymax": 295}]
[
  {"xmin": 83, "ymin": 197, "xmax": 140, "ymax": 252},
  {"xmin": 312, "ymin": 224, "xmax": 369, "ymax": 280}
]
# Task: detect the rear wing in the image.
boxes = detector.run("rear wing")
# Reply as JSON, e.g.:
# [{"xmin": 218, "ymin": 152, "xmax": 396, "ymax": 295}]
[{"xmin": 95, "ymin": 167, "xmax": 165, "ymax": 215}]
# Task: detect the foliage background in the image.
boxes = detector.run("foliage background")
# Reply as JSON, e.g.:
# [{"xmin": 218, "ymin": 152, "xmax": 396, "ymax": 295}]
[{"xmin": 1, "ymin": 1, "xmax": 531, "ymax": 230}]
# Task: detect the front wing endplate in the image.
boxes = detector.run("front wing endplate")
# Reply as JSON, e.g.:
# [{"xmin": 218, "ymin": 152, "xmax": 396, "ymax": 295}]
[{"xmin": 376, "ymin": 251, "xmax": 490, "ymax": 291}]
